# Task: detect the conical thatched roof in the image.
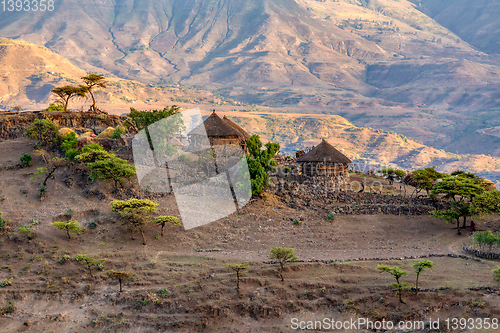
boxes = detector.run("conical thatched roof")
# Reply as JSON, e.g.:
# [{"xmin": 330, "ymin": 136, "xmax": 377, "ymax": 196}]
[
  {"xmin": 222, "ymin": 115, "xmax": 251, "ymax": 141},
  {"xmin": 188, "ymin": 111, "xmax": 248, "ymax": 139},
  {"xmin": 297, "ymin": 139, "xmax": 352, "ymax": 164}
]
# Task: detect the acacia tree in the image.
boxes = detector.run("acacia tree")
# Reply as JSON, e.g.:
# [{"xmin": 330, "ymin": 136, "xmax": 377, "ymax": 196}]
[
  {"xmin": 430, "ymin": 176, "xmax": 485, "ymax": 235},
  {"xmin": 51, "ymin": 85, "xmax": 88, "ymax": 112},
  {"xmin": 107, "ymin": 270, "xmax": 133, "ymax": 292},
  {"xmin": 76, "ymin": 150, "xmax": 136, "ymax": 188},
  {"xmin": 154, "ymin": 216, "xmax": 180, "ymax": 237},
  {"xmin": 472, "ymin": 191, "xmax": 500, "ymax": 219},
  {"xmin": 82, "ymin": 74, "xmax": 108, "ymax": 111},
  {"xmin": 111, "ymin": 199, "xmax": 158, "ymax": 245},
  {"xmin": 377, "ymin": 265, "xmax": 410, "ymax": 303},
  {"xmin": 405, "ymin": 167, "xmax": 448, "ymax": 197},
  {"xmin": 269, "ymin": 246, "xmax": 297, "ymax": 282},
  {"xmin": 227, "ymin": 263, "xmax": 248, "ymax": 291},
  {"xmin": 413, "ymin": 260, "xmax": 434, "ymax": 295},
  {"xmin": 51, "ymin": 220, "xmax": 84, "ymax": 240},
  {"xmin": 76, "ymin": 254, "xmax": 106, "ymax": 278}
]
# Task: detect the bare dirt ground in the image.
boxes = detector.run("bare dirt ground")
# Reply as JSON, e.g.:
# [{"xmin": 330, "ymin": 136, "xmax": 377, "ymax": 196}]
[{"xmin": 1, "ymin": 138, "xmax": 500, "ymax": 332}]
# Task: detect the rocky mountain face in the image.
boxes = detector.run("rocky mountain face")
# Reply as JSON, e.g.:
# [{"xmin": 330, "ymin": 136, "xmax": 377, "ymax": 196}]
[{"xmin": 0, "ymin": 0, "xmax": 499, "ymax": 157}]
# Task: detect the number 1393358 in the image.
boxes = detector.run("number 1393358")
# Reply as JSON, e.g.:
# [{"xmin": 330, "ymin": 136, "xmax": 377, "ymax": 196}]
[{"xmin": 2, "ymin": 0, "xmax": 55, "ymax": 11}]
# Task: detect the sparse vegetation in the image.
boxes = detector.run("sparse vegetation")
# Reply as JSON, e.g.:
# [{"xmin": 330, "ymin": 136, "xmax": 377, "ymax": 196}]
[
  {"xmin": 377, "ymin": 265, "xmax": 410, "ymax": 303},
  {"xmin": 111, "ymin": 199, "xmax": 158, "ymax": 245},
  {"xmin": 75, "ymin": 254, "xmax": 106, "ymax": 278},
  {"xmin": 51, "ymin": 220, "xmax": 84, "ymax": 240},
  {"xmin": 154, "ymin": 216, "xmax": 180, "ymax": 237},
  {"xmin": 269, "ymin": 246, "xmax": 297, "ymax": 282},
  {"xmin": 227, "ymin": 263, "xmax": 248, "ymax": 290},
  {"xmin": 20, "ymin": 153, "xmax": 32, "ymax": 167},
  {"xmin": 413, "ymin": 260, "xmax": 434, "ymax": 295},
  {"xmin": 107, "ymin": 270, "xmax": 133, "ymax": 292}
]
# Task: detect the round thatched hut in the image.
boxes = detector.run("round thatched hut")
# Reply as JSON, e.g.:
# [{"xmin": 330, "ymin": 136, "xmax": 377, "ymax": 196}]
[
  {"xmin": 297, "ymin": 139, "xmax": 352, "ymax": 177},
  {"xmin": 187, "ymin": 111, "xmax": 250, "ymax": 151}
]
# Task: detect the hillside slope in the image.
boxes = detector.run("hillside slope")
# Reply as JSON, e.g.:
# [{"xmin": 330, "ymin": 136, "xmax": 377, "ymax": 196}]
[{"xmin": 411, "ymin": 0, "xmax": 500, "ymax": 55}]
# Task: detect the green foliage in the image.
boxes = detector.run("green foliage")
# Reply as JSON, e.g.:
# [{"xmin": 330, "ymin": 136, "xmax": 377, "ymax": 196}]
[
  {"xmin": 112, "ymin": 126, "xmax": 124, "ymax": 139},
  {"xmin": 128, "ymin": 106, "xmax": 182, "ymax": 131},
  {"xmin": 325, "ymin": 212, "xmax": 335, "ymax": 221},
  {"xmin": 77, "ymin": 150, "xmax": 136, "ymax": 188},
  {"xmin": 378, "ymin": 167, "xmax": 405, "ymax": 179},
  {"xmin": 81, "ymin": 143, "xmax": 104, "ymax": 153},
  {"xmin": 408, "ymin": 167, "xmax": 448, "ymax": 194},
  {"xmin": 51, "ymin": 220, "xmax": 84, "ymax": 240},
  {"xmin": 473, "ymin": 231, "xmax": 500, "ymax": 252},
  {"xmin": 58, "ymin": 255, "xmax": 70, "ymax": 264},
  {"xmin": 378, "ymin": 264, "xmax": 409, "ymax": 303},
  {"xmin": 154, "ymin": 216, "xmax": 180, "ymax": 237},
  {"xmin": 0, "ymin": 301, "xmax": 15, "ymax": 314},
  {"xmin": 61, "ymin": 132, "xmax": 78, "ymax": 153},
  {"xmin": 42, "ymin": 103, "xmax": 64, "ymax": 112},
  {"xmin": 51, "ymin": 85, "xmax": 88, "ymax": 112},
  {"xmin": 284, "ymin": 167, "xmax": 291, "ymax": 173},
  {"xmin": 107, "ymin": 270, "xmax": 133, "ymax": 292},
  {"xmin": 24, "ymin": 118, "xmax": 59, "ymax": 146},
  {"xmin": 38, "ymin": 183, "xmax": 46, "ymax": 197},
  {"xmin": 246, "ymin": 135, "xmax": 280, "ymax": 196},
  {"xmin": 89, "ymin": 219, "xmax": 98, "ymax": 229},
  {"xmin": 472, "ymin": 191, "xmax": 500, "ymax": 216},
  {"xmin": 82, "ymin": 74, "xmax": 108, "ymax": 109},
  {"xmin": 413, "ymin": 260, "xmax": 434, "ymax": 295},
  {"xmin": 20, "ymin": 153, "xmax": 32, "ymax": 167},
  {"xmin": 269, "ymin": 246, "xmax": 297, "ymax": 282},
  {"xmin": 75, "ymin": 254, "xmax": 106, "ymax": 278},
  {"xmin": 227, "ymin": 263, "xmax": 249, "ymax": 290},
  {"xmin": 0, "ymin": 212, "xmax": 10, "ymax": 234},
  {"xmin": 65, "ymin": 149, "xmax": 80, "ymax": 161},
  {"xmin": 493, "ymin": 266, "xmax": 500, "ymax": 283},
  {"xmin": 111, "ymin": 199, "xmax": 159, "ymax": 245},
  {"xmin": 430, "ymin": 174, "xmax": 485, "ymax": 235}
]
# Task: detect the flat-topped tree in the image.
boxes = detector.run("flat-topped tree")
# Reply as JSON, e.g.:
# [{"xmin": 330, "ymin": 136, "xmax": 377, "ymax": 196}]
[
  {"xmin": 269, "ymin": 246, "xmax": 297, "ymax": 282},
  {"xmin": 107, "ymin": 270, "xmax": 133, "ymax": 292},
  {"xmin": 430, "ymin": 175, "xmax": 485, "ymax": 235},
  {"xmin": 154, "ymin": 216, "xmax": 180, "ymax": 237},
  {"xmin": 111, "ymin": 199, "xmax": 158, "ymax": 245},
  {"xmin": 51, "ymin": 220, "xmax": 84, "ymax": 240},
  {"xmin": 51, "ymin": 85, "xmax": 88, "ymax": 112},
  {"xmin": 82, "ymin": 74, "xmax": 108, "ymax": 111},
  {"xmin": 378, "ymin": 265, "xmax": 410, "ymax": 304},
  {"xmin": 413, "ymin": 260, "xmax": 434, "ymax": 296},
  {"xmin": 227, "ymin": 263, "xmax": 248, "ymax": 290},
  {"xmin": 76, "ymin": 254, "xmax": 106, "ymax": 278}
]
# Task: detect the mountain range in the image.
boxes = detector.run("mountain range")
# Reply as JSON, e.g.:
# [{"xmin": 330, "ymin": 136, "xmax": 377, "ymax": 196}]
[{"xmin": 0, "ymin": 0, "xmax": 499, "ymax": 158}]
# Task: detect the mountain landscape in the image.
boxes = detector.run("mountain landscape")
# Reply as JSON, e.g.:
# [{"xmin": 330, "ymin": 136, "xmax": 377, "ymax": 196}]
[
  {"xmin": 1, "ymin": 0, "xmax": 499, "ymax": 158},
  {"xmin": 2, "ymin": 2, "xmax": 500, "ymax": 332}
]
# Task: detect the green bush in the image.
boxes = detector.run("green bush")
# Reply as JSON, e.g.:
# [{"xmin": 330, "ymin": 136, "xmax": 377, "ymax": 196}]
[
  {"xmin": 112, "ymin": 126, "xmax": 124, "ymax": 139},
  {"xmin": 81, "ymin": 143, "xmax": 104, "ymax": 153},
  {"xmin": 246, "ymin": 135, "xmax": 280, "ymax": 196},
  {"xmin": 24, "ymin": 119, "xmax": 59, "ymax": 146},
  {"xmin": 43, "ymin": 103, "xmax": 64, "ymax": 112},
  {"xmin": 65, "ymin": 149, "xmax": 80, "ymax": 161},
  {"xmin": 20, "ymin": 153, "xmax": 32, "ymax": 167},
  {"xmin": 61, "ymin": 132, "xmax": 78, "ymax": 153}
]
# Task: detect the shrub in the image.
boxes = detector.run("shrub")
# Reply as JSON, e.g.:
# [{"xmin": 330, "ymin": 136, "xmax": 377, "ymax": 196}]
[
  {"xmin": 51, "ymin": 220, "xmax": 84, "ymax": 240},
  {"xmin": 246, "ymin": 135, "xmax": 280, "ymax": 196},
  {"xmin": 0, "ymin": 212, "xmax": 10, "ymax": 234},
  {"xmin": 61, "ymin": 132, "xmax": 78, "ymax": 153},
  {"xmin": 227, "ymin": 263, "xmax": 248, "ymax": 290},
  {"xmin": 269, "ymin": 246, "xmax": 297, "ymax": 282},
  {"xmin": 112, "ymin": 126, "xmax": 124, "ymax": 139},
  {"xmin": 111, "ymin": 199, "xmax": 158, "ymax": 245},
  {"xmin": 107, "ymin": 270, "xmax": 133, "ymax": 292},
  {"xmin": 43, "ymin": 103, "xmax": 64, "ymax": 112},
  {"xmin": 20, "ymin": 153, "xmax": 32, "ymax": 167},
  {"xmin": 81, "ymin": 143, "xmax": 104, "ymax": 153},
  {"xmin": 24, "ymin": 119, "xmax": 59, "ymax": 146},
  {"xmin": 65, "ymin": 149, "xmax": 80, "ymax": 161},
  {"xmin": 89, "ymin": 219, "xmax": 98, "ymax": 229},
  {"xmin": 75, "ymin": 254, "xmax": 106, "ymax": 278}
]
